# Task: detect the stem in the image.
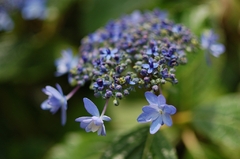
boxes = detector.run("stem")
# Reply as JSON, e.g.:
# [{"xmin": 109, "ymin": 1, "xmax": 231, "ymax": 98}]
[
  {"xmin": 101, "ymin": 98, "xmax": 109, "ymax": 116},
  {"xmin": 158, "ymin": 84, "xmax": 162, "ymax": 95},
  {"xmin": 65, "ymin": 85, "xmax": 81, "ymax": 100}
]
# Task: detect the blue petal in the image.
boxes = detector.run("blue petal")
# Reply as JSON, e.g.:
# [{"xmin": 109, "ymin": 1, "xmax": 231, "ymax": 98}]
[
  {"xmin": 150, "ymin": 116, "xmax": 162, "ymax": 134},
  {"xmin": 210, "ymin": 44, "xmax": 225, "ymax": 57},
  {"xmin": 153, "ymin": 63, "xmax": 159, "ymax": 68},
  {"xmin": 92, "ymin": 116, "xmax": 103, "ymax": 126},
  {"xmin": 162, "ymin": 113, "xmax": 172, "ymax": 126},
  {"xmin": 80, "ymin": 122, "xmax": 89, "ymax": 129},
  {"xmin": 45, "ymin": 86, "xmax": 63, "ymax": 100},
  {"xmin": 85, "ymin": 121, "xmax": 94, "ymax": 132},
  {"xmin": 142, "ymin": 106, "xmax": 158, "ymax": 113},
  {"xmin": 163, "ymin": 105, "xmax": 176, "ymax": 115},
  {"xmin": 98, "ymin": 124, "xmax": 106, "ymax": 136},
  {"xmin": 61, "ymin": 106, "xmax": 67, "ymax": 126},
  {"xmin": 56, "ymin": 83, "xmax": 64, "ymax": 95},
  {"xmin": 137, "ymin": 111, "xmax": 159, "ymax": 123},
  {"xmin": 41, "ymin": 100, "xmax": 51, "ymax": 110},
  {"xmin": 147, "ymin": 68, "xmax": 153, "ymax": 73},
  {"xmin": 145, "ymin": 92, "xmax": 158, "ymax": 105},
  {"xmin": 75, "ymin": 116, "xmax": 91, "ymax": 122},
  {"xmin": 157, "ymin": 94, "xmax": 166, "ymax": 106},
  {"xmin": 142, "ymin": 64, "xmax": 150, "ymax": 69},
  {"xmin": 102, "ymin": 115, "xmax": 111, "ymax": 121},
  {"xmin": 50, "ymin": 105, "xmax": 60, "ymax": 114},
  {"xmin": 83, "ymin": 98, "xmax": 100, "ymax": 116}
]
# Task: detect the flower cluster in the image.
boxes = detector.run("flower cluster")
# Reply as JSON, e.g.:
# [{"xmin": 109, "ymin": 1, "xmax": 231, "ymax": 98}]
[
  {"xmin": 0, "ymin": 0, "xmax": 47, "ymax": 31},
  {"xmin": 41, "ymin": 9, "xmax": 225, "ymax": 135}
]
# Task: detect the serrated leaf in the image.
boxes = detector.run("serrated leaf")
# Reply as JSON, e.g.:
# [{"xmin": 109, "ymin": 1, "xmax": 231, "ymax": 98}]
[
  {"xmin": 192, "ymin": 94, "xmax": 240, "ymax": 149},
  {"xmin": 101, "ymin": 126, "xmax": 177, "ymax": 159}
]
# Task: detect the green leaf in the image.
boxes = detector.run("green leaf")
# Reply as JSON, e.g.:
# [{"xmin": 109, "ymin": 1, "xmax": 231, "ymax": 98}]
[
  {"xmin": 101, "ymin": 126, "xmax": 177, "ymax": 159},
  {"xmin": 192, "ymin": 94, "xmax": 240, "ymax": 156}
]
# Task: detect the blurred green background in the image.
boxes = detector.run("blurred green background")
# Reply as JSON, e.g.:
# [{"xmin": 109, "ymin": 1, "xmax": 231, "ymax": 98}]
[{"xmin": 0, "ymin": 0, "xmax": 240, "ymax": 159}]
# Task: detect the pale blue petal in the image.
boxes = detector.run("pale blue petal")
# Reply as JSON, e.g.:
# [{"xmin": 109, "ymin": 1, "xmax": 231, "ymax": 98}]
[
  {"xmin": 83, "ymin": 98, "xmax": 100, "ymax": 116},
  {"xmin": 99, "ymin": 124, "xmax": 106, "ymax": 136},
  {"xmin": 75, "ymin": 116, "xmax": 91, "ymax": 122},
  {"xmin": 148, "ymin": 68, "xmax": 153, "ymax": 73},
  {"xmin": 56, "ymin": 83, "xmax": 63, "ymax": 95},
  {"xmin": 150, "ymin": 116, "xmax": 162, "ymax": 134},
  {"xmin": 162, "ymin": 113, "xmax": 172, "ymax": 126},
  {"xmin": 102, "ymin": 115, "xmax": 111, "ymax": 121},
  {"xmin": 41, "ymin": 100, "xmax": 51, "ymax": 110},
  {"xmin": 142, "ymin": 106, "xmax": 158, "ymax": 113},
  {"xmin": 157, "ymin": 94, "xmax": 166, "ymax": 106},
  {"xmin": 142, "ymin": 64, "xmax": 150, "ymax": 69},
  {"xmin": 45, "ymin": 86, "xmax": 62, "ymax": 100},
  {"xmin": 85, "ymin": 122, "xmax": 93, "ymax": 132},
  {"xmin": 153, "ymin": 63, "xmax": 159, "ymax": 68},
  {"xmin": 137, "ymin": 111, "xmax": 159, "ymax": 123},
  {"xmin": 80, "ymin": 121, "xmax": 89, "ymax": 129},
  {"xmin": 92, "ymin": 116, "xmax": 103, "ymax": 126},
  {"xmin": 163, "ymin": 105, "xmax": 176, "ymax": 115},
  {"xmin": 210, "ymin": 44, "xmax": 225, "ymax": 57},
  {"xmin": 145, "ymin": 92, "xmax": 158, "ymax": 105},
  {"xmin": 50, "ymin": 105, "xmax": 60, "ymax": 114}
]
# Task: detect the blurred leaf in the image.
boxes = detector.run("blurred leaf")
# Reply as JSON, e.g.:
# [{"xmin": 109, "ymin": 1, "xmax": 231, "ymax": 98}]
[
  {"xmin": 44, "ymin": 132, "xmax": 112, "ymax": 159},
  {"xmin": 192, "ymin": 93, "xmax": 240, "ymax": 158},
  {"xmin": 101, "ymin": 126, "xmax": 177, "ymax": 159}
]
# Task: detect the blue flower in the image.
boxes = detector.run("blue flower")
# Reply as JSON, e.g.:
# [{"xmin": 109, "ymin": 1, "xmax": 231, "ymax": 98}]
[
  {"xmin": 142, "ymin": 58, "xmax": 159, "ymax": 74},
  {"xmin": 146, "ymin": 41, "xmax": 159, "ymax": 56},
  {"xmin": 0, "ymin": 8, "xmax": 14, "ymax": 31},
  {"xmin": 100, "ymin": 48, "xmax": 118, "ymax": 60},
  {"xmin": 137, "ymin": 92, "xmax": 176, "ymax": 134},
  {"xmin": 75, "ymin": 98, "xmax": 111, "ymax": 136},
  {"xmin": 41, "ymin": 84, "xmax": 68, "ymax": 125},
  {"xmin": 55, "ymin": 49, "xmax": 78, "ymax": 77},
  {"xmin": 201, "ymin": 30, "xmax": 225, "ymax": 57},
  {"xmin": 21, "ymin": 0, "xmax": 47, "ymax": 20}
]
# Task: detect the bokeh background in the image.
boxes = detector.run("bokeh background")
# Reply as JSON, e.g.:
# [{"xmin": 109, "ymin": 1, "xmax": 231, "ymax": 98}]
[{"xmin": 0, "ymin": 0, "xmax": 240, "ymax": 159}]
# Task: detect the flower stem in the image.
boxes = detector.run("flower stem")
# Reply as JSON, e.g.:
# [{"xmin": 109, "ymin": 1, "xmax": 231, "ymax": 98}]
[
  {"xmin": 65, "ymin": 85, "xmax": 81, "ymax": 100},
  {"xmin": 158, "ymin": 84, "xmax": 162, "ymax": 95},
  {"xmin": 101, "ymin": 98, "xmax": 109, "ymax": 116}
]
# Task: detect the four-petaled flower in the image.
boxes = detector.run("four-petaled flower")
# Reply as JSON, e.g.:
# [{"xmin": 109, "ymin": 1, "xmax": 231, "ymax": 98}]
[
  {"xmin": 137, "ymin": 92, "xmax": 176, "ymax": 134},
  {"xmin": 100, "ymin": 48, "xmax": 118, "ymax": 60},
  {"xmin": 55, "ymin": 49, "xmax": 78, "ymax": 77},
  {"xmin": 201, "ymin": 30, "xmax": 225, "ymax": 57},
  {"xmin": 142, "ymin": 58, "xmax": 159, "ymax": 73},
  {"xmin": 41, "ymin": 84, "xmax": 68, "ymax": 125},
  {"xmin": 75, "ymin": 98, "xmax": 111, "ymax": 136}
]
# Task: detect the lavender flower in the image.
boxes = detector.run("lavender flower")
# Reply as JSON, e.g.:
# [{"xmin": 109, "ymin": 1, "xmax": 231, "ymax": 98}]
[
  {"xmin": 75, "ymin": 98, "xmax": 111, "ymax": 136},
  {"xmin": 137, "ymin": 92, "xmax": 176, "ymax": 134},
  {"xmin": 41, "ymin": 84, "xmax": 68, "ymax": 125},
  {"xmin": 55, "ymin": 49, "xmax": 78, "ymax": 77},
  {"xmin": 142, "ymin": 58, "xmax": 159, "ymax": 74},
  {"xmin": 100, "ymin": 48, "xmax": 118, "ymax": 60},
  {"xmin": 201, "ymin": 30, "xmax": 225, "ymax": 57}
]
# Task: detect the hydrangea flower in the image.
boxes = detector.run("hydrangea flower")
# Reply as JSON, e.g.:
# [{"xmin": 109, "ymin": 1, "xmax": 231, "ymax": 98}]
[
  {"xmin": 201, "ymin": 30, "xmax": 225, "ymax": 57},
  {"xmin": 55, "ymin": 49, "xmax": 78, "ymax": 77},
  {"xmin": 137, "ymin": 92, "xmax": 176, "ymax": 134},
  {"xmin": 41, "ymin": 84, "xmax": 67, "ymax": 125},
  {"xmin": 75, "ymin": 98, "xmax": 111, "ymax": 136}
]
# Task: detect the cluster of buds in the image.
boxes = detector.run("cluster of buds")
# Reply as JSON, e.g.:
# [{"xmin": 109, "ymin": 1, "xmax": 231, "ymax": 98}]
[{"xmin": 70, "ymin": 9, "xmax": 199, "ymax": 103}]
